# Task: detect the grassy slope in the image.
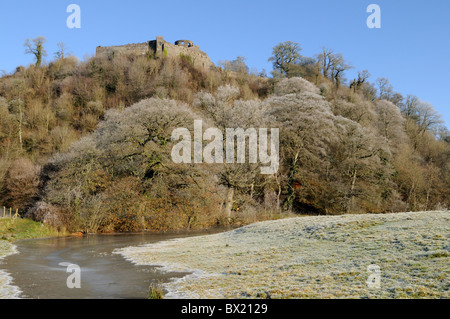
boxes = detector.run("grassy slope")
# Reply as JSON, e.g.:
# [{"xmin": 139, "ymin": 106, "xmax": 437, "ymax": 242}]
[
  {"xmin": 0, "ymin": 218, "xmax": 64, "ymax": 242},
  {"xmin": 0, "ymin": 218, "xmax": 65, "ymax": 260},
  {"xmin": 116, "ymin": 211, "xmax": 449, "ymax": 299}
]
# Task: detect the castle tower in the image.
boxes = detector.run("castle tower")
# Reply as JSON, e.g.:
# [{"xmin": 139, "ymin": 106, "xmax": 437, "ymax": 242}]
[{"xmin": 155, "ymin": 36, "xmax": 165, "ymax": 55}]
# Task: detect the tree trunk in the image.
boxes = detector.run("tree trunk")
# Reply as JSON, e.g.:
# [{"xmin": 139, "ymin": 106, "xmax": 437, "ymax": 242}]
[
  {"xmin": 347, "ymin": 169, "xmax": 357, "ymax": 213},
  {"xmin": 18, "ymin": 101, "xmax": 23, "ymax": 151},
  {"xmin": 276, "ymin": 179, "xmax": 282, "ymax": 212},
  {"xmin": 224, "ymin": 187, "xmax": 234, "ymax": 218},
  {"xmin": 285, "ymin": 153, "xmax": 299, "ymax": 211}
]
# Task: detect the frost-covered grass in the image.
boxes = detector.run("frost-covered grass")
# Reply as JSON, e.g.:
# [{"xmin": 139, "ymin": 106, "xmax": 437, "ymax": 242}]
[
  {"xmin": 116, "ymin": 211, "xmax": 449, "ymax": 299},
  {"xmin": 0, "ymin": 240, "xmax": 21, "ymax": 299}
]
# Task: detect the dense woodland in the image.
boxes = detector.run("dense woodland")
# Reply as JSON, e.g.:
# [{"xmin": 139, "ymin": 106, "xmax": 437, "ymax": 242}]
[{"xmin": 0, "ymin": 39, "xmax": 448, "ymax": 233}]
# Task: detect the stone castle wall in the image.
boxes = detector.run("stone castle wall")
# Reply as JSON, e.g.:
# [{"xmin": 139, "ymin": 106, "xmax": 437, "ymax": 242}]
[
  {"xmin": 96, "ymin": 36, "xmax": 214, "ymax": 70},
  {"xmin": 96, "ymin": 42, "xmax": 150, "ymax": 58}
]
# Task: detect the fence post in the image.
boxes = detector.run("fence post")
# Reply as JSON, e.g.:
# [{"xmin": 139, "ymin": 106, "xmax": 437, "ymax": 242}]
[{"xmin": 9, "ymin": 207, "xmax": 12, "ymax": 218}]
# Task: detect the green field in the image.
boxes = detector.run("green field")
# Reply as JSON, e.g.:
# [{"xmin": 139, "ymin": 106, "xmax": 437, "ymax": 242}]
[{"xmin": 0, "ymin": 218, "xmax": 64, "ymax": 242}]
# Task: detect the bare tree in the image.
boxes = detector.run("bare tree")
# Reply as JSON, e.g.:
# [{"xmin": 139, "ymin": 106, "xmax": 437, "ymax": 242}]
[
  {"xmin": 317, "ymin": 47, "xmax": 335, "ymax": 79},
  {"xmin": 415, "ymin": 101, "xmax": 443, "ymax": 134},
  {"xmin": 330, "ymin": 53, "xmax": 351, "ymax": 88},
  {"xmin": 219, "ymin": 56, "xmax": 249, "ymax": 74},
  {"xmin": 401, "ymin": 95, "xmax": 420, "ymax": 119},
  {"xmin": 4, "ymin": 158, "xmax": 41, "ymax": 212},
  {"xmin": 25, "ymin": 36, "xmax": 47, "ymax": 67},
  {"xmin": 55, "ymin": 42, "xmax": 71, "ymax": 60},
  {"xmin": 376, "ymin": 77, "xmax": 393, "ymax": 100},
  {"xmin": 194, "ymin": 85, "xmax": 269, "ymax": 218},
  {"xmin": 268, "ymin": 41, "xmax": 302, "ymax": 78},
  {"xmin": 332, "ymin": 117, "xmax": 391, "ymax": 213},
  {"xmin": 317, "ymin": 48, "xmax": 351, "ymax": 87},
  {"xmin": 274, "ymin": 77, "xmax": 320, "ymax": 95},
  {"xmin": 375, "ymin": 100, "xmax": 407, "ymax": 145},
  {"xmin": 265, "ymin": 83, "xmax": 336, "ymax": 211},
  {"xmin": 333, "ymin": 99, "xmax": 376, "ymax": 127},
  {"xmin": 350, "ymin": 70, "xmax": 370, "ymax": 92}
]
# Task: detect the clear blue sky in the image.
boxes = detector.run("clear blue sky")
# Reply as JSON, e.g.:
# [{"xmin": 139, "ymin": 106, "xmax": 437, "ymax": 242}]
[{"xmin": 1, "ymin": 0, "xmax": 449, "ymax": 128}]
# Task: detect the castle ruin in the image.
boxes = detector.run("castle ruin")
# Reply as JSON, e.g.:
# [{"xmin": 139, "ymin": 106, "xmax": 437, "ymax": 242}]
[{"xmin": 96, "ymin": 36, "xmax": 214, "ymax": 70}]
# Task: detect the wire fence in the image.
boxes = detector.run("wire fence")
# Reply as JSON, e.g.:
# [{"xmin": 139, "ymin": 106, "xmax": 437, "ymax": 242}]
[{"xmin": 0, "ymin": 206, "xmax": 21, "ymax": 219}]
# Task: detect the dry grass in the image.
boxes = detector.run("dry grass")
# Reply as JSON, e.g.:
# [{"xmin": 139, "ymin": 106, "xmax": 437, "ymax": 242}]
[{"xmin": 116, "ymin": 211, "xmax": 449, "ymax": 299}]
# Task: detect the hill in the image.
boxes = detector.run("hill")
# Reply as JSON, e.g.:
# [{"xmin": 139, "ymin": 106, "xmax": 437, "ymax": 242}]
[{"xmin": 0, "ymin": 38, "xmax": 449, "ymax": 233}]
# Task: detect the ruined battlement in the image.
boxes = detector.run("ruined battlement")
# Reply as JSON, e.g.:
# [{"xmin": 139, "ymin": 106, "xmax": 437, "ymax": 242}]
[{"xmin": 96, "ymin": 36, "xmax": 214, "ymax": 70}]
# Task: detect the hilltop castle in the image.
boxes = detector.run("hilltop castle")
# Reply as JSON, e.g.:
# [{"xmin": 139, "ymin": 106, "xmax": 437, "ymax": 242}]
[{"xmin": 96, "ymin": 36, "xmax": 214, "ymax": 70}]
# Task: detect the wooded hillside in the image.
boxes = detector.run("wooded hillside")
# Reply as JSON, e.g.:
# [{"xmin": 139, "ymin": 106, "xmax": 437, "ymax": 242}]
[{"xmin": 0, "ymin": 39, "xmax": 448, "ymax": 232}]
